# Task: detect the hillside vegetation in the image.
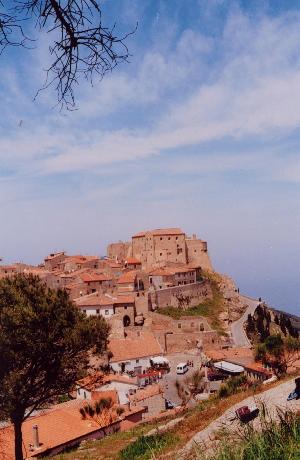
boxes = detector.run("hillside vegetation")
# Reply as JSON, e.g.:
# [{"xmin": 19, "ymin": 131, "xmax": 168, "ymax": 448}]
[
  {"xmin": 157, "ymin": 271, "xmax": 228, "ymax": 335},
  {"xmin": 194, "ymin": 409, "xmax": 300, "ymax": 460}
]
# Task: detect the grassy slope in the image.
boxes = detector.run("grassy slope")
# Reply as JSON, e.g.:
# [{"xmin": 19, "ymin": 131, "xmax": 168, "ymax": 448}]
[
  {"xmin": 157, "ymin": 271, "xmax": 228, "ymax": 335},
  {"xmin": 195, "ymin": 411, "xmax": 300, "ymax": 460}
]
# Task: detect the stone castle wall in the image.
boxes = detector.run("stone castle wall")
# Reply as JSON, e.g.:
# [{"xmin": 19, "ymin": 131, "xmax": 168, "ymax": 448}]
[{"xmin": 149, "ymin": 280, "xmax": 212, "ymax": 310}]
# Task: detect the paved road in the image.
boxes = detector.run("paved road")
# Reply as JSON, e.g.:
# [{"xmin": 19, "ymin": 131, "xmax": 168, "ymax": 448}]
[
  {"xmin": 179, "ymin": 378, "xmax": 300, "ymax": 459},
  {"xmin": 162, "ymin": 352, "xmax": 202, "ymax": 406},
  {"xmin": 230, "ymin": 295, "xmax": 259, "ymax": 347}
]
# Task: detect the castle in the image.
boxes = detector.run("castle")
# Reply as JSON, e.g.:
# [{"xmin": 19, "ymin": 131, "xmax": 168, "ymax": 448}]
[{"xmin": 107, "ymin": 228, "xmax": 212, "ymax": 271}]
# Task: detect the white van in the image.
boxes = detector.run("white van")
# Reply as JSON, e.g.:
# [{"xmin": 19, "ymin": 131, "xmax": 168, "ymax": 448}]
[{"xmin": 176, "ymin": 362, "xmax": 188, "ymax": 374}]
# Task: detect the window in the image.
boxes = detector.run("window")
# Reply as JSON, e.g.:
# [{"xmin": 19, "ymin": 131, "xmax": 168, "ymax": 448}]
[
  {"xmin": 84, "ymin": 391, "xmax": 86, "ymax": 399},
  {"xmin": 176, "ymin": 236, "xmax": 178, "ymax": 240},
  {"xmin": 194, "ymin": 249, "xmax": 197, "ymax": 253},
  {"xmin": 77, "ymin": 389, "xmax": 80, "ymax": 394},
  {"xmin": 178, "ymin": 323, "xmax": 181, "ymax": 329},
  {"xmin": 83, "ymin": 309, "xmax": 86, "ymax": 314},
  {"xmin": 177, "ymin": 248, "xmax": 183, "ymax": 254},
  {"xmin": 105, "ymin": 309, "xmax": 109, "ymax": 315},
  {"xmin": 136, "ymin": 359, "xmax": 139, "ymax": 363},
  {"xmin": 96, "ymin": 309, "xmax": 100, "ymax": 314},
  {"xmin": 150, "ymin": 277, "xmax": 153, "ymax": 284},
  {"xmin": 124, "ymin": 306, "xmax": 127, "ymax": 309},
  {"xmin": 160, "ymin": 237, "xmax": 163, "ymax": 240},
  {"xmin": 168, "ymin": 237, "xmax": 171, "ymax": 240},
  {"xmin": 160, "ymin": 252, "xmax": 162, "ymax": 256}
]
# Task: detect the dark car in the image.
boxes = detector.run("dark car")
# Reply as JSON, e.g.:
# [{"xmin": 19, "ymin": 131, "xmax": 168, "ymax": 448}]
[
  {"xmin": 165, "ymin": 399, "xmax": 175, "ymax": 409},
  {"xmin": 287, "ymin": 377, "xmax": 300, "ymax": 401}
]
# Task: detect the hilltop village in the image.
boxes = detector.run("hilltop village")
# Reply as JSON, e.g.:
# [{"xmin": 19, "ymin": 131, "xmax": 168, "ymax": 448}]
[{"xmin": 1, "ymin": 228, "xmax": 299, "ymax": 459}]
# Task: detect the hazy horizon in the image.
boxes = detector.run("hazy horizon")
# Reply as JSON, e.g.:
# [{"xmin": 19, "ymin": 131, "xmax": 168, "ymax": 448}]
[{"xmin": 1, "ymin": 0, "xmax": 300, "ymax": 318}]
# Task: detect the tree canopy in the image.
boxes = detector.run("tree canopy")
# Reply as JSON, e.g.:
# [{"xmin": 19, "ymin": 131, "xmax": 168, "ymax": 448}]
[
  {"xmin": 0, "ymin": 274, "xmax": 110, "ymax": 460},
  {"xmin": 0, "ymin": 0, "xmax": 134, "ymax": 108}
]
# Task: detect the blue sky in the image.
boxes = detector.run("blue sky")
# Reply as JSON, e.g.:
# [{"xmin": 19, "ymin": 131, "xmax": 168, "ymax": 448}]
[{"xmin": 1, "ymin": 0, "xmax": 300, "ymax": 315}]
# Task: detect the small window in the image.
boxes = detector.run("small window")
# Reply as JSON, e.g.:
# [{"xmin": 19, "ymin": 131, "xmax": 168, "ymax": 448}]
[
  {"xmin": 83, "ymin": 309, "xmax": 86, "ymax": 314},
  {"xmin": 168, "ymin": 237, "xmax": 171, "ymax": 240},
  {"xmin": 96, "ymin": 309, "xmax": 100, "ymax": 314},
  {"xmin": 194, "ymin": 249, "xmax": 197, "ymax": 253},
  {"xmin": 160, "ymin": 252, "xmax": 162, "ymax": 256},
  {"xmin": 136, "ymin": 359, "xmax": 139, "ymax": 363},
  {"xmin": 124, "ymin": 306, "xmax": 127, "ymax": 309},
  {"xmin": 176, "ymin": 237, "xmax": 178, "ymax": 240},
  {"xmin": 84, "ymin": 391, "xmax": 86, "ymax": 399},
  {"xmin": 105, "ymin": 309, "xmax": 109, "ymax": 315},
  {"xmin": 150, "ymin": 277, "xmax": 153, "ymax": 284},
  {"xmin": 160, "ymin": 237, "xmax": 163, "ymax": 240},
  {"xmin": 77, "ymin": 389, "xmax": 80, "ymax": 394},
  {"xmin": 178, "ymin": 323, "xmax": 181, "ymax": 329}
]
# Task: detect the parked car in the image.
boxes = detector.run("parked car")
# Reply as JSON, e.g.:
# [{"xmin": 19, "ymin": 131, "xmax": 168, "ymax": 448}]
[
  {"xmin": 235, "ymin": 403, "xmax": 259, "ymax": 423},
  {"xmin": 176, "ymin": 362, "xmax": 188, "ymax": 374},
  {"xmin": 165, "ymin": 399, "xmax": 176, "ymax": 409},
  {"xmin": 287, "ymin": 377, "xmax": 300, "ymax": 401}
]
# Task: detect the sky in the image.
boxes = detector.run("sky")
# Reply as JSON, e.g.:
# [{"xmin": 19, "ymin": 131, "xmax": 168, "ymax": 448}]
[{"xmin": 1, "ymin": 0, "xmax": 300, "ymax": 315}]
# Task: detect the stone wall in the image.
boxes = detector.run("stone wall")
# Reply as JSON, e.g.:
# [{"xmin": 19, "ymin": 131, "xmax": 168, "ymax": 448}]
[
  {"xmin": 156, "ymin": 330, "xmax": 220, "ymax": 353},
  {"xmin": 149, "ymin": 280, "xmax": 212, "ymax": 309}
]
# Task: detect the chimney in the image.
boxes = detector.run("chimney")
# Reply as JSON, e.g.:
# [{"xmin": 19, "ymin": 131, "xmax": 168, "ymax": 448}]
[{"xmin": 32, "ymin": 424, "xmax": 40, "ymax": 449}]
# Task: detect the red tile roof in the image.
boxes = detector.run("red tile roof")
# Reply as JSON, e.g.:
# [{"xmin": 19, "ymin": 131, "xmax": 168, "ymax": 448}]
[
  {"xmin": 125, "ymin": 257, "xmax": 141, "ymax": 265},
  {"xmin": 75, "ymin": 293, "xmax": 115, "ymax": 307},
  {"xmin": 117, "ymin": 271, "xmax": 137, "ymax": 284},
  {"xmin": 0, "ymin": 399, "xmax": 117, "ymax": 459},
  {"xmin": 109, "ymin": 333, "xmax": 163, "ymax": 362},
  {"xmin": 113, "ymin": 294, "xmax": 135, "ymax": 305},
  {"xmin": 80, "ymin": 272, "xmax": 112, "ymax": 283},
  {"xmin": 148, "ymin": 268, "xmax": 174, "ymax": 276}
]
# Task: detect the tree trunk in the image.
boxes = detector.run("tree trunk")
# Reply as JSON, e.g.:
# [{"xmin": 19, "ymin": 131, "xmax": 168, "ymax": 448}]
[{"xmin": 13, "ymin": 418, "xmax": 24, "ymax": 460}]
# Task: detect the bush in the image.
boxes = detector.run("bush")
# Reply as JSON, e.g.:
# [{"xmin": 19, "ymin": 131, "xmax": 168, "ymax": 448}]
[{"xmin": 218, "ymin": 375, "xmax": 248, "ymax": 398}]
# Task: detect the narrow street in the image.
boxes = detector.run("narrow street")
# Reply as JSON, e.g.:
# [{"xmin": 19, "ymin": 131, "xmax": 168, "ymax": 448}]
[{"xmin": 230, "ymin": 295, "xmax": 259, "ymax": 347}]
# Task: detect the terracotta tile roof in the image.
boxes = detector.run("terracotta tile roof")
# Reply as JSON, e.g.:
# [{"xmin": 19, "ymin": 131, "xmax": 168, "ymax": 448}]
[
  {"xmin": 129, "ymin": 384, "xmax": 162, "ymax": 403},
  {"xmin": 133, "ymin": 228, "xmax": 184, "ymax": 238},
  {"xmin": 79, "ymin": 272, "xmax": 112, "ymax": 283},
  {"xmin": 125, "ymin": 257, "xmax": 141, "ymax": 265},
  {"xmin": 148, "ymin": 268, "xmax": 174, "ymax": 276},
  {"xmin": 169, "ymin": 266, "xmax": 195, "ymax": 274},
  {"xmin": 75, "ymin": 293, "xmax": 115, "ymax": 307},
  {"xmin": 109, "ymin": 333, "xmax": 163, "ymax": 362},
  {"xmin": 0, "ymin": 399, "xmax": 118, "ymax": 459},
  {"xmin": 103, "ymin": 374, "xmax": 138, "ymax": 385},
  {"xmin": 117, "ymin": 271, "xmax": 137, "ymax": 284},
  {"xmin": 205, "ymin": 347, "xmax": 254, "ymax": 366},
  {"xmin": 113, "ymin": 294, "xmax": 135, "ymax": 305},
  {"xmin": 76, "ymin": 372, "xmax": 104, "ymax": 390},
  {"xmin": 244, "ymin": 362, "xmax": 272, "ymax": 376}
]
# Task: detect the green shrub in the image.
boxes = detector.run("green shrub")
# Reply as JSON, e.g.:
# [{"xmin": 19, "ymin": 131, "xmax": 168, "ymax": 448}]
[
  {"xmin": 119, "ymin": 432, "xmax": 177, "ymax": 460},
  {"xmin": 218, "ymin": 375, "xmax": 248, "ymax": 398}
]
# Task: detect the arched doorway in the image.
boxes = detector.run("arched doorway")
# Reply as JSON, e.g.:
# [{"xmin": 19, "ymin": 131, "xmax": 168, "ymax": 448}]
[{"xmin": 123, "ymin": 315, "xmax": 131, "ymax": 327}]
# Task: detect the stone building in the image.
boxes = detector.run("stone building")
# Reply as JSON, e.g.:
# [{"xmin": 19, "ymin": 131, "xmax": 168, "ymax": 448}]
[{"xmin": 107, "ymin": 227, "xmax": 212, "ymax": 271}]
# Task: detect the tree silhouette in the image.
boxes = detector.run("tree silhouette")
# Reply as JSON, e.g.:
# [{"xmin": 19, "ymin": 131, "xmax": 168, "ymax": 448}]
[{"xmin": 0, "ymin": 0, "xmax": 135, "ymax": 108}]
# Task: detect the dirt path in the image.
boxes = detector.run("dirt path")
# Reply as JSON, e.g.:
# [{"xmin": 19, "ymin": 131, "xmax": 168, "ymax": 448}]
[{"xmin": 178, "ymin": 378, "xmax": 300, "ymax": 459}]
